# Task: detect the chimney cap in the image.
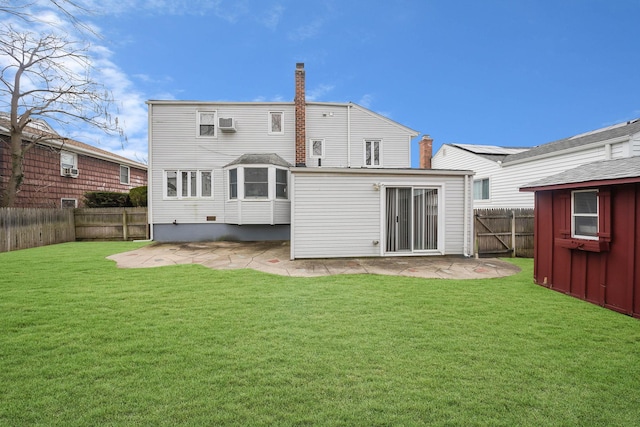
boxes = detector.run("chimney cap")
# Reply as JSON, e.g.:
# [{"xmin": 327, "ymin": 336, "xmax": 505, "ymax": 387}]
[{"xmin": 296, "ymin": 62, "xmax": 305, "ymax": 69}]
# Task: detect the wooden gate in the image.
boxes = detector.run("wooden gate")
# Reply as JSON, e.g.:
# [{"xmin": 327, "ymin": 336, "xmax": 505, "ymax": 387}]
[{"xmin": 475, "ymin": 208, "xmax": 534, "ymax": 258}]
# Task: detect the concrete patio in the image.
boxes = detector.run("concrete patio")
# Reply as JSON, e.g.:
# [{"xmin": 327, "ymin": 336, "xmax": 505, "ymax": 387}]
[{"xmin": 107, "ymin": 241, "xmax": 522, "ymax": 279}]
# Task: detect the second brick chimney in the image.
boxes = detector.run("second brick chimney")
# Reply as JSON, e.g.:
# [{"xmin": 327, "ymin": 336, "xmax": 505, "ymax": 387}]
[
  {"xmin": 294, "ymin": 63, "xmax": 306, "ymax": 167},
  {"xmin": 419, "ymin": 135, "xmax": 433, "ymax": 169}
]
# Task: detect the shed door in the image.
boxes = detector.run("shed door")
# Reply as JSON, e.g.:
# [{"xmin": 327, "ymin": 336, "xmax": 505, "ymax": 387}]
[{"xmin": 386, "ymin": 187, "xmax": 439, "ymax": 253}]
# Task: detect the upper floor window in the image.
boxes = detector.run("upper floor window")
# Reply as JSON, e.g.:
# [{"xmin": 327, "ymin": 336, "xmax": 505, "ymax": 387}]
[
  {"xmin": 268, "ymin": 111, "xmax": 284, "ymax": 134},
  {"xmin": 165, "ymin": 169, "xmax": 213, "ymax": 199},
  {"xmin": 572, "ymin": 190, "xmax": 598, "ymax": 240},
  {"xmin": 120, "ymin": 165, "xmax": 130, "ymax": 184},
  {"xmin": 310, "ymin": 139, "xmax": 325, "ymax": 158},
  {"xmin": 473, "ymin": 178, "xmax": 489, "ymax": 200},
  {"xmin": 197, "ymin": 111, "xmax": 217, "ymax": 137},
  {"xmin": 364, "ymin": 139, "xmax": 381, "ymax": 167}
]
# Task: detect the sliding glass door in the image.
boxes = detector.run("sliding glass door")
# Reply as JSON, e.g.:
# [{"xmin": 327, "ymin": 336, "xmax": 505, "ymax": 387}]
[{"xmin": 386, "ymin": 187, "xmax": 439, "ymax": 253}]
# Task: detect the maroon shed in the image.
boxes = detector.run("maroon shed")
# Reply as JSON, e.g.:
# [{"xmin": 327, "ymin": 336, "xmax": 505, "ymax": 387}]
[{"xmin": 520, "ymin": 156, "xmax": 640, "ymax": 318}]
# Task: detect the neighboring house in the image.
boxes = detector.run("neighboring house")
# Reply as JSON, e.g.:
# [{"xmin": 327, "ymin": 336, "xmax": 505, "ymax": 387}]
[
  {"xmin": 520, "ymin": 156, "xmax": 640, "ymax": 318},
  {"xmin": 0, "ymin": 116, "xmax": 147, "ymax": 208},
  {"xmin": 147, "ymin": 63, "xmax": 476, "ymax": 259},
  {"xmin": 432, "ymin": 119, "xmax": 640, "ymax": 208}
]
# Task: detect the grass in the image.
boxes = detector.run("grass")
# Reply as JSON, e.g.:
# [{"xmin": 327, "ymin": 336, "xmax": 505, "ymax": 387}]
[{"xmin": 1, "ymin": 242, "xmax": 639, "ymax": 426}]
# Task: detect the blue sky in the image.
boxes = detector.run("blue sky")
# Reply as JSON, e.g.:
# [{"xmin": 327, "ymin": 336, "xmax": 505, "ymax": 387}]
[{"xmin": 7, "ymin": 0, "xmax": 640, "ymax": 166}]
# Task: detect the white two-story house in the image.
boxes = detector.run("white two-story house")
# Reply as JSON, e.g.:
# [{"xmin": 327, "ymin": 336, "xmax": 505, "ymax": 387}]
[
  {"xmin": 148, "ymin": 64, "xmax": 475, "ymax": 259},
  {"xmin": 432, "ymin": 119, "xmax": 640, "ymax": 209}
]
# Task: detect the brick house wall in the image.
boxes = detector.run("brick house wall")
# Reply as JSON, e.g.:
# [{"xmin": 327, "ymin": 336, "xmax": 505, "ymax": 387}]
[{"xmin": 0, "ymin": 137, "xmax": 147, "ymax": 208}]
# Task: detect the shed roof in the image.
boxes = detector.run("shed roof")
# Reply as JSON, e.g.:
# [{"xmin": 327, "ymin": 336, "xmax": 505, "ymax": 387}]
[{"xmin": 520, "ymin": 156, "xmax": 640, "ymax": 191}]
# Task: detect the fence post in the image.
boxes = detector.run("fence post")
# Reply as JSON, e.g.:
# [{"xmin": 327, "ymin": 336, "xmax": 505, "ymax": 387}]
[
  {"xmin": 122, "ymin": 209, "xmax": 128, "ymax": 241},
  {"xmin": 511, "ymin": 210, "xmax": 516, "ymax": 257}
]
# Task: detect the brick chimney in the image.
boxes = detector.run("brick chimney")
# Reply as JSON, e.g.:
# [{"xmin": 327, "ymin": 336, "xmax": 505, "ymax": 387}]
[
  {"xmin": 294, "ymin": 63, "xmax": 306, "ymax": 167},
  {"xmin": 419, "ymin": 135, "xmax": 433, "ymax": 169}
]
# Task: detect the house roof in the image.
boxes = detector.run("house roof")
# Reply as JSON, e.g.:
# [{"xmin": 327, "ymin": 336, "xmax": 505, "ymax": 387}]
[
  {"xmin": 0, "ymin": 114, "xmax": 147, "ymax": 170},
  {"xmin": 504, "ymin": 118, "xmax": 640, "ymax": 164},
  {"xmin": 520, "ymin": 156, "xmax": 640, "ymax": 191},
  {"xmin": 225, "ymin": 153, "xmax": 292, "ymax": 168},
  {"xmin": 449, "ymin": 143, "xmax": 529, "ymax": 162}
]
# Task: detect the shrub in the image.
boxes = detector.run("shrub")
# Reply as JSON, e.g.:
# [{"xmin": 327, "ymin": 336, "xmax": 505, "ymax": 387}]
[
  {"xmin": 84, "ymin": 191, "xmax": 131, "ymax": 208},
  {"xmin": 129, "ymin": 186, "xmax": 148, "ymax": 207}
]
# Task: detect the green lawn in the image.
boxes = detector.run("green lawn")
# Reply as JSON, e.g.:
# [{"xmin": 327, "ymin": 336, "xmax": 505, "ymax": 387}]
[{"xmin": 1, "ymin": 242, "xmax": 639, "ymax": 426}]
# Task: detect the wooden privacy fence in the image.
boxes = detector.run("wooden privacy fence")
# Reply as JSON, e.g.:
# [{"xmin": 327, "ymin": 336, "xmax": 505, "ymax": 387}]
[
  {"xmin": 475, "ymin": 208, "xmax": 534, "ymax": 258},
  {"xmin": 0, "ymin": 208, "xmax": 75, "ymax": 253},
  {"xmin": 74, "ymin": 207, "xmax": 148, "ymax": 241}
]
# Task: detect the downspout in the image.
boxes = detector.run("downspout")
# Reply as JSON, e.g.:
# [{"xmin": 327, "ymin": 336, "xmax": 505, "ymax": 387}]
[
  {"xmin": 463, "ymin": 173, "xmax": 470, "ymax": 257},
  {"xmin": 147, "ymin": 103, "xmax": 154, "ymax": 241},
  {"xmin": 347, "ymin": 103, "xmax": 352, "ymax": 167}
]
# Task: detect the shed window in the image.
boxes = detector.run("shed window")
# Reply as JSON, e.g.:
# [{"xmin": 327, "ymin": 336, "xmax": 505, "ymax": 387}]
[
  {"xmin": 572, "ymin": 190, "xmax": 598, "ymax": 239},
  {"xmin": 473, "ymin": 178, "xmax": 489, "ymax": 200}
]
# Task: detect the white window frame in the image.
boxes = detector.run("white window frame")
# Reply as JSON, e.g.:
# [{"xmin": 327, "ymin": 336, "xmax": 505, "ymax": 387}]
[
  {"xmin": 163, "ymin": 169, "xmax": 214, "ymax": 199},
  {"xmin": 310, "ymin": 139, "xmax": 325, "ymax": 159},
  {"xmin": 364, "ymin": 139, "xmax": 382, "ymax": 167},
  {"xmin": 60, "ymin": 151, "xmax": 77, "ymax": 176},
  {"xmin": 120, "ymin": 165, "xmax": 130, "ymax": 185},
  {"xmin": 571, "ymin": 189, "xmax": 598, "ymax": 240},
  {"xmin": 473, "ymin": 178, "xmax": 490, "ymax": 200},
  {"xmin": 196, "ymin": 110, "xmax": 217, "ymax": 138},
  {"xmin": 61, "ymin": 198, "xmax": 77, "ymax": 208},
  {"xmin": 268, "ymin": 111, "xmax": 284, "ymax": 135},
  {"xmin": 226, "ymin": 166, "xmax": 289, "ymax": 201}
]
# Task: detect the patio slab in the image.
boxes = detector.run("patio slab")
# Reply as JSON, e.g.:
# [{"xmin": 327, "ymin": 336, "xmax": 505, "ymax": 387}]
[{"xmin": 107, "ymin": 241, "xmax": 521, "ymax": 279}]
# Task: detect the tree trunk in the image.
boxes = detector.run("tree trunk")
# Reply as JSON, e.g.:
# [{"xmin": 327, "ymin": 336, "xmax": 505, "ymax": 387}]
[{"xmin": 1, "ymin": 131, "xmax": 25, "ymax": 207}]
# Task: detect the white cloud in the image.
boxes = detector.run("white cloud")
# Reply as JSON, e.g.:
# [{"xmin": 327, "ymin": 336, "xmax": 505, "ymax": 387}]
[
  {"xmin": 307, "ymin": 84, "xmax": 335, "ymax": 101},
  {"xmin": 288, "ymin": 18, "xmax": 323, "ymax": 42},
  {"xmin": 259, "ymin": 3, "xmax": 284, "ymax": 30},
  {"xmin": 358, "ymin": 94, "xmax": 374, "ymax": 108}
]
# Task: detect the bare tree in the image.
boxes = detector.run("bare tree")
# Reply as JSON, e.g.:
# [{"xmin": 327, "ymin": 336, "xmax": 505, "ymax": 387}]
[
  {"xmin": 0, "ymin": 24, "xmax": 122, "ymax": 206},
  {"xmin": 0, "ymin": 0, "xmax": 96, "ymax": 35}
]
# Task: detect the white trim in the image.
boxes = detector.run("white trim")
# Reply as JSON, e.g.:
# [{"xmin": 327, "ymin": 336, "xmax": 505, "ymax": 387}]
[
  {"xmin": 162, "ymin": 169, "xmax": 214, "ymax": 200},
  {"xmin": 379, "ymin": 182, "xmax": 446, "ymax": 256},
  {"xmin": 363, "ymin": 139, "xmax": 382, "ymax": 167},
  {"xmin": 309, "ymin": 138, "xmax": 325, "ymax": 159},
  {"xmin": 571, "ymin": 189, "xmax": 599, "ymax": 240},
  {"xmin": 268, "ymin": 111, "xmax": 284, "ymax": 135},
  {"xmin": 196, "ymin": 110, "xmax": 217, "ymax": 138},
  {"xmin": 119, "ymin": 165, "xmax": 130, "ymax": 185}
]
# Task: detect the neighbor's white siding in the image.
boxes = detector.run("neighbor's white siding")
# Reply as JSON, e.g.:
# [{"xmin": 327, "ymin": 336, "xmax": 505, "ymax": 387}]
[
  {"xmin": 433, "ymin": 137, "xmax": 640, "ymax": 209},
  {"xmin": 291, "ymin": 170, "xmax": 472, "ymax": 259},
  {"xmin": 149, "ymin": 102, "xmax": 294, "ymax": 225}
]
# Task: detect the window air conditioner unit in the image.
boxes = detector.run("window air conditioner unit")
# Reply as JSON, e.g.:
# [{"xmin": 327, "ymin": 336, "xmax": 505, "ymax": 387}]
[
  {"xmin": 62, "ymin": 167, "xmax": 79, "ymax": 177},
  {"xmin": 218, "ymin": 117, "xmax": 236, "ymax": 132}
]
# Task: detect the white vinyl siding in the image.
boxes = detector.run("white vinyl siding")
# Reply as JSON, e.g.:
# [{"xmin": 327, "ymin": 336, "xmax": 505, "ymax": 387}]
[
  {"xmin": 304, "ymin": 104, "xmax": 414, "ymax": 168},
  {"xmin": 291, "ymin": 170, "xmax": 472, "ymax": 259},
  {"xmin": 149, "ymin": 103, "xmax": 294, "ymax": 225}
]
